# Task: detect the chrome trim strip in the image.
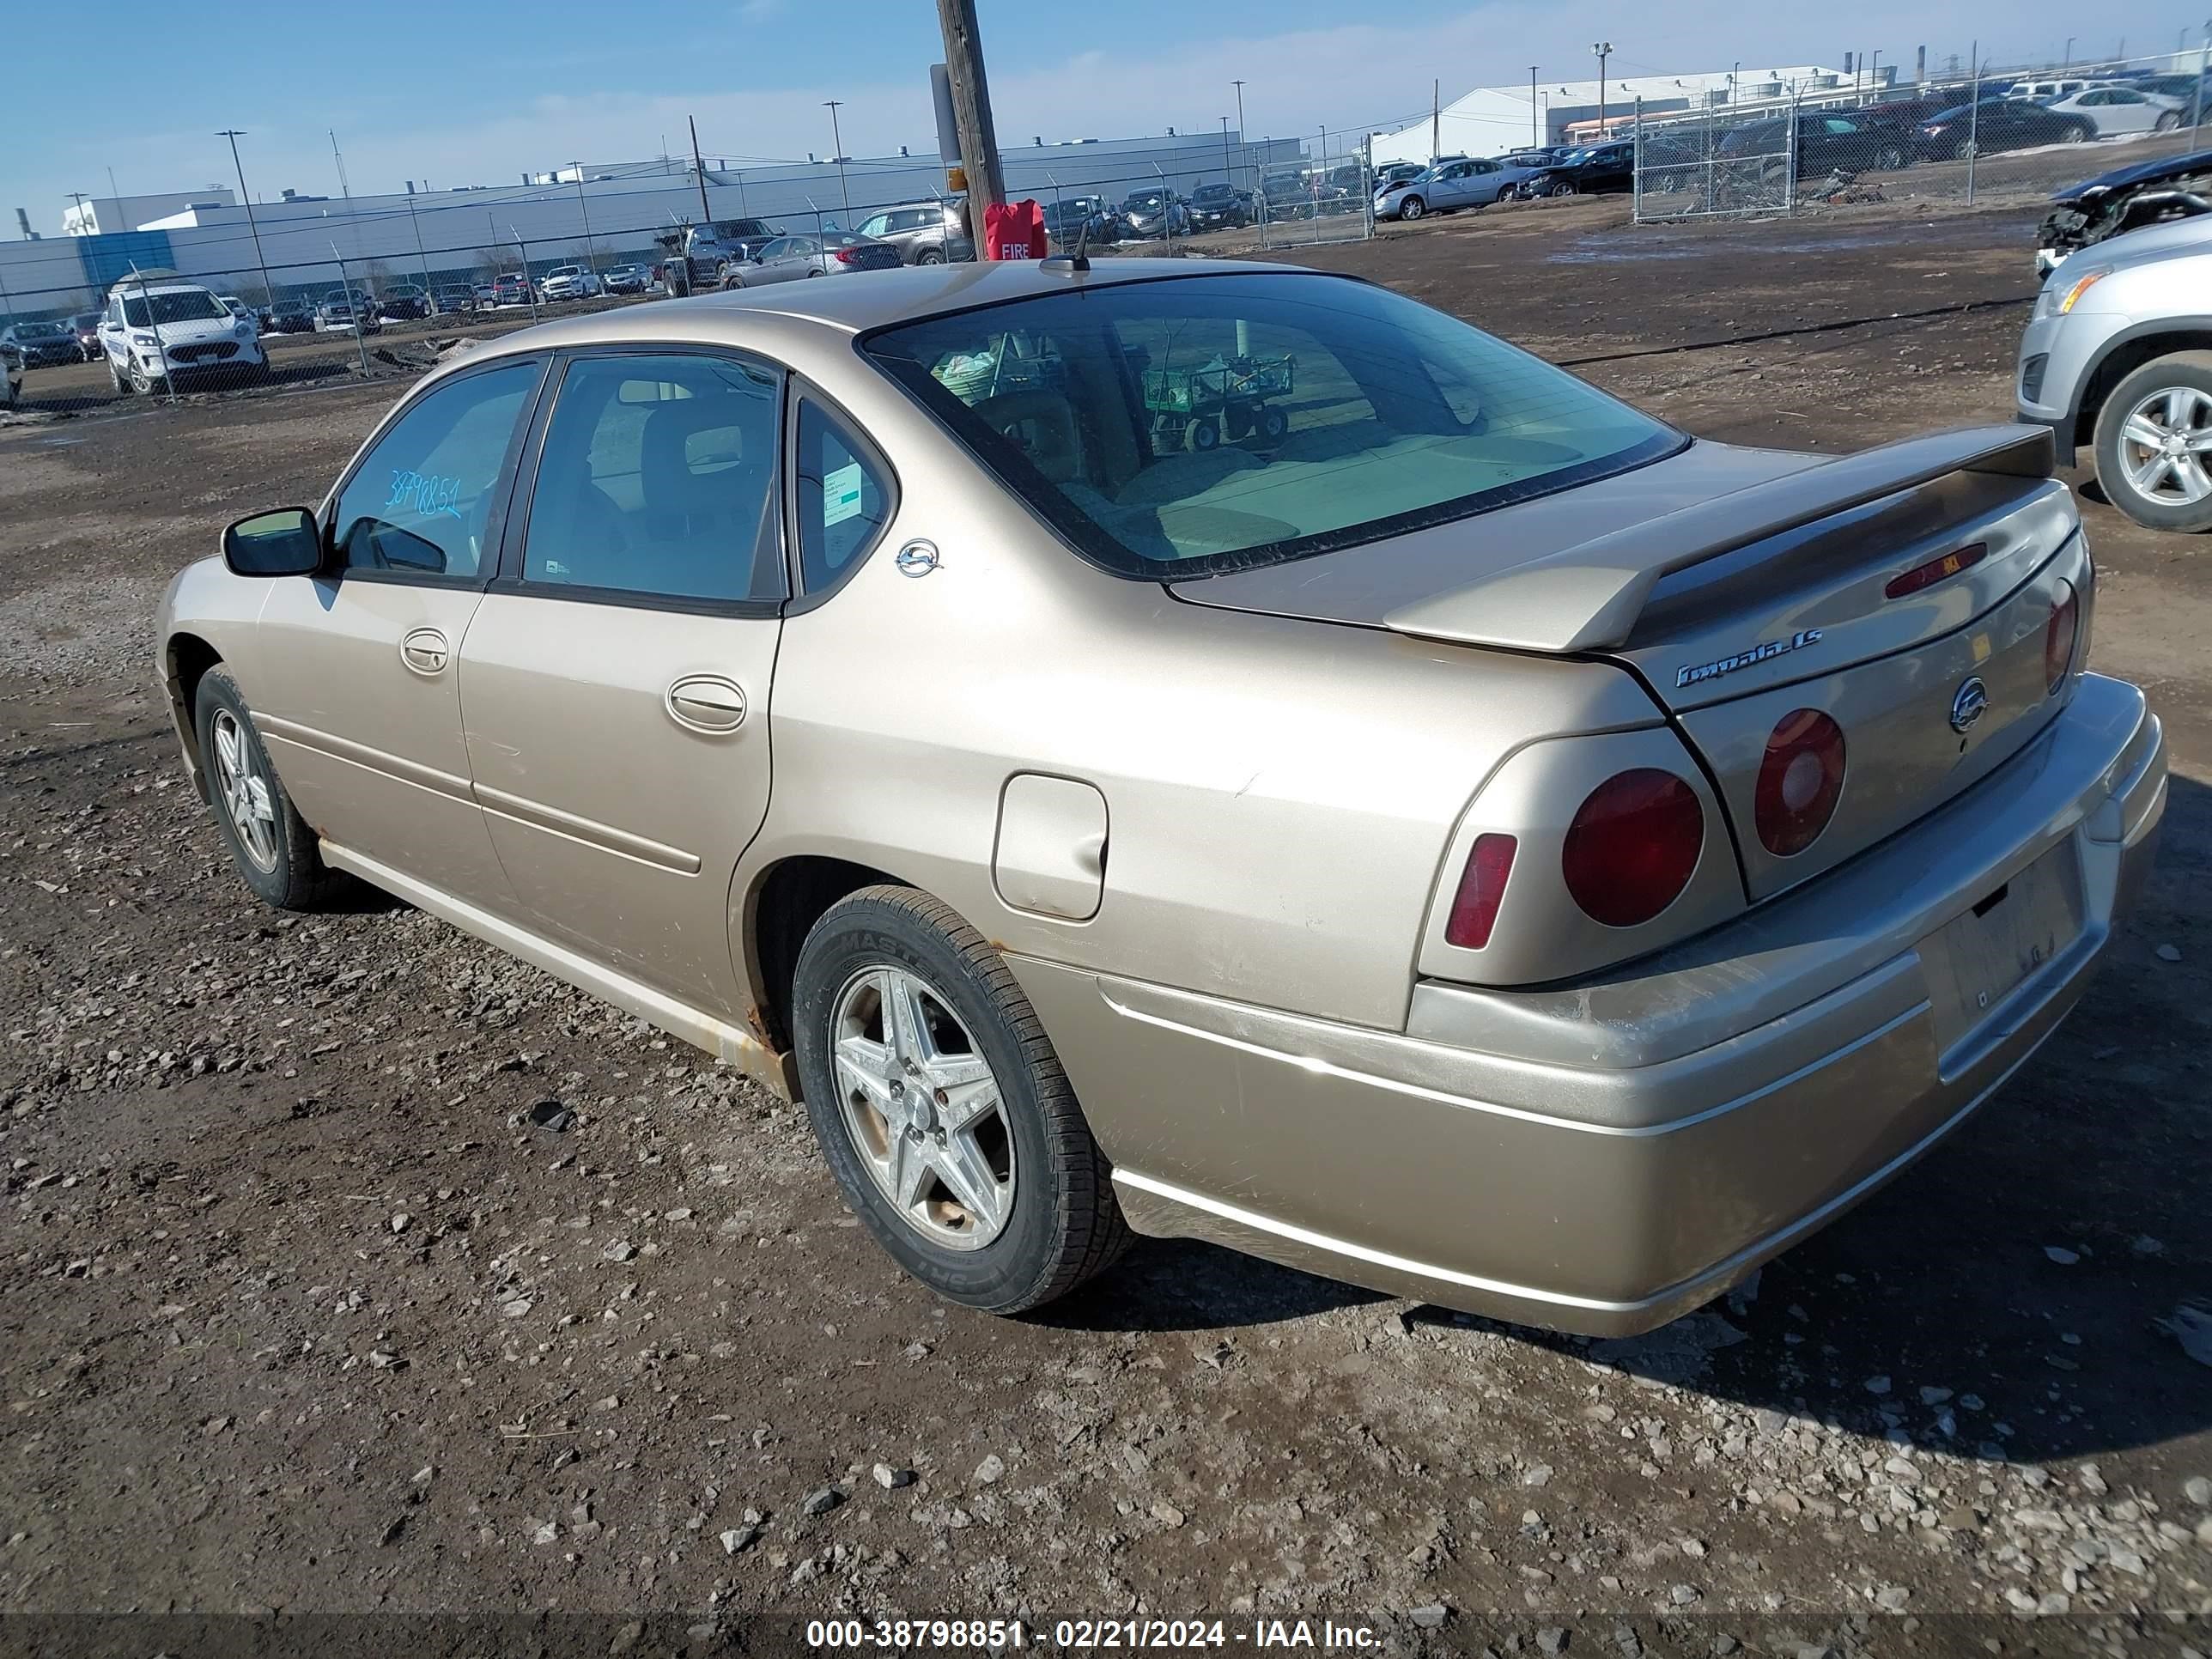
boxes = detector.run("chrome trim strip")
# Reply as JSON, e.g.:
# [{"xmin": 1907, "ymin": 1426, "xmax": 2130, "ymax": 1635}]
[
  {"xmin": 256, "ymin": 714, "xmax": 472, "ymax": 802},
  {"xmin": 471, "ymin": 781, "xmax": 703, "ymax": 875}
]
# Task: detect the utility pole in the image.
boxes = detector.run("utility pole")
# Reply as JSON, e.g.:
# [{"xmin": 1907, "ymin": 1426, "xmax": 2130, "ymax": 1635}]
[
  {"xmin": 1594, "ymin": 42, "xmax": 1613, "ymax": 135},
  {"xmin": 935, "ymin": 0, "xmax": 1006, "ymax": 222},
  {"xmin": 1530, "ymin": 66, "xmax": 1540, "ymax": 145},
  {"xmin": 216, "ymin": 131, "xmax": 274, "ymax": 316},
  {"xmin": 1220, "ymin": 115, "xmax": 1232, "ymax": 182},
  {"xmin": 1431, "ymin": 79, "xmax": 1440, "ymax": 161},
  {"xmin": 404, "ymin": 191, "xmax": 431, "ymax": 300},
  {"xmin": 688, "ymin": 116, "xmax": 714, "ymax": 228},
  {"xmin": 2063, "ymin": 36, "xmax": 2075, "ymax": 70},
  {"xmin": 330, "ymin": 130, "xmax": 352, "ymax": 201},
  {"xmin": 823, "ymin": 100, "xmax": 852, "ymax": 222}
]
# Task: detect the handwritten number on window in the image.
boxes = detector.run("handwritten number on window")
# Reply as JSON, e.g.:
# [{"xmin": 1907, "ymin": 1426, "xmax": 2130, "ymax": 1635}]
[{"xmin": 386, "ymin": 469, "xmax": 466, "ymax": 523}]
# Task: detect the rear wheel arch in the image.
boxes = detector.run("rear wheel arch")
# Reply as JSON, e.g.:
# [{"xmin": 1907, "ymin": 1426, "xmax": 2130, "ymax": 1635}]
[{"xmin": 744, "ymin": 854, "xmax": 908, "ymax": 1056}]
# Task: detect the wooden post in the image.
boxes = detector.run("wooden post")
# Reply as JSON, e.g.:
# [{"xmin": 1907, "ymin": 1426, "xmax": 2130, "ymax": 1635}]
[{"xmin": 937, "ymin": 0, "xmax": 1007, "ymax": 220}]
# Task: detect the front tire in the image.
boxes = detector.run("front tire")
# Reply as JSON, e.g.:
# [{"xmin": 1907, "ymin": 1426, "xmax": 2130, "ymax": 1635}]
[
  {"xmin": 108, "ymin": 356, "xmax": 132, "ymax": 397},
  {"xmin": 791, "ymin": 886, "xmax": 1130, "ymax": 1315},
  {"xmin": 2094, "ymin": 351, "xmax": 2212, "ymax": 533},
  {"xmin": 2155, "ymin": 111, "xmax": 2182, "ymax": 132},
  {"xmin": 1398, "ymin": 195, "xmax": 1426, "ymax": 221},
  {"xmin": 128, "ymin": 359, "xmax": 157, "ymax": 396},
  {"xmin": 193, "ymin": 668, "xmax": 356, "ymax": 910}
]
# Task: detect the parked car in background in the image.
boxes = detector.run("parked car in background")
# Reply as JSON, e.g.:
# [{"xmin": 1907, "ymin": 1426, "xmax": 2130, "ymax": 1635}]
[
  {"xmin": 2039, "ymin": 85, "xmax": 2187, "ymax": 138},
  {"xmin": 1372, "ymin": 161, "xmax": 1427, "ymax": 193},
  {"xmin": 379, "ymin": 284, "xmax": 430, "ymax": 320},
  {"xmin": 2008, "ymin": 77, "xmax": 2094, "ymax": 102},
  {"xmin": 2037, "ymin": 145, "xmax": 2212, "ymax": 273},
  {"xmin": 718, "ymin": 232, "xmax": 902, "ymax": 286},
  {"xmin": 1, "ymin": 319, "xmax": 82, "ymax": 368},
  {"xmin": 2130, "ymin": 73, "xmax": 2212, "ymax": 105},
  {"xmin": 217, "ymin": 297, "xmax": 260, "ymax": 332},
  {"xmin": 2018, "ymin": 221, "xmax": 2212, "ymax": 530},
  {"xmin": 1495, "ymin": 145, "xmax": 1575, "ymax": 170},
  {"xmin": 1715, "ymin": 112, "xmax": 1917, "ymax": 179},
  {"xmin": 1120, "ymin": 188, "xmax": 1190, "ymax": 239},
  {"xmin": 1914, "ymin": 100, "xmax": 2097, "ymax": 161},
  {"xmin": 313, "ymin": 295, "xmax": 380, "ymax": 335},
  {"xmin": 432, "ymin": 283, "xmax": 478, "ymax": 316},
  {"xmin": 70, "ymin": 311, "xmax": 105, "ymax": 361},
  {"xmin": 852, "ymin": 202, "xmax": 969, "ymax": 265},
  {"xmin": 539, "ymin": 266, "xmax": 604, "ymax": 301},
  {"xmin": 1378, "ymin": 156, "xmax": 1539, "ymax": 218},
  {"xmin": 100, "ymin": 279, "xmax": 268, "ymax": 393},
  {"xmin": 601, "ymin": 264, "xmax": 648, "ymax": 295},
  {"xmin": 161, "ymin": 261, "xmax": 2159, "ymax": 1335},
  {"xmin": 266, "ymin": 298, "xmax": 315, "ymax": 334},
  {"xmin": 1184, "ymin": 184, "xmax": 1255, "ymax": 231},
  {"xmin": 1041, "ymin": 196, "xmax": 1120, "ymax": 246},
  {"xmin": 489, "ymin": 273, "xmax": 536, "ymax": 307},
  {"xmin": 1516, "ymin": 141, "xmax": 1636, "ymax": 198}
]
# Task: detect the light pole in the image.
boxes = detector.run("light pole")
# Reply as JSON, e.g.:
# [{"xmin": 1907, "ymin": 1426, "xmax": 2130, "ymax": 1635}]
[
  {"xmin": 216, "ymin": 131, "xmax": 274, "ymax": 313},
  {"xmin": 1220, "ymin": 115, "xmax": 1232, "ymax": 183},
  {"xmin": 2063, "ymin": 36, "xmax": 2075, "ymax": 70},
  {"xmin": 404, "ymin": 190, "xmax": 432, "ymax": 298},
  {"xmin": 1232, "ymin": 80, "xmax": 1248, "ymax": 188},
  {"xmin": 1593, "ymin": 42, "xmax": 1614, "ymax": 135},
  {"xmin": 823, "ymin": 100, "xmax": 852, "ymax": 222},
  {"xmin": 572, "ymin": 163, "xmax": 599, "ymax": 275},
  {"xmin": 1529, "ymin": 65, "xmax": 1540, "ymax": 144}
]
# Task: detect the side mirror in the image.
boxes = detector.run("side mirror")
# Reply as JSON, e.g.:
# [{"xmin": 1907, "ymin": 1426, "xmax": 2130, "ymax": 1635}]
[{"xmin": 222, "ymin": 507, "xmax": 322, "ymax": 578}]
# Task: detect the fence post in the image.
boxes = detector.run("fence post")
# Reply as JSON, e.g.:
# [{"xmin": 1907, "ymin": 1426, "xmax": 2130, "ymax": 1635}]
[
  {"xmin": 511, "ymin": 229, "xmax": 539, "ymax": 322},
  {"xmin": 129, "ymin": 263, "xmax": 179, "ymax": 405},
  {"xmin": 1785, "ymin": 89, "xmax": 1801, "ymax": 214},
  {"xmin": 1966, "ymin": 43, "xmax": 1981, "ymax": 206},
  {"xmin": 1362, "ymin": 136, "xmax": 1376, "ymax": 240},
  {"xmin": 329, "ymin": 243, "xmax": 372, "ymax": 376},
  {"xmin": 1632, "ymin": 99, "xmax": 1644, "ymax": 223}
]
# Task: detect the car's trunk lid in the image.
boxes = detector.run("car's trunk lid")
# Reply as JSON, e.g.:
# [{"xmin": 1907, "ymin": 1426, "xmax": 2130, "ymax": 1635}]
[{"xmin": 1170, "ymin": 426, "xmax": 2085, "ymax": 902}]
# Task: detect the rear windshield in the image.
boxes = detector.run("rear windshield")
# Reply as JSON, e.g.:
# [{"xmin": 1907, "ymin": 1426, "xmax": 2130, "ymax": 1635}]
[{"xmin": 862, "ymin": 272, "xmax": 1680, "ymax": 577}]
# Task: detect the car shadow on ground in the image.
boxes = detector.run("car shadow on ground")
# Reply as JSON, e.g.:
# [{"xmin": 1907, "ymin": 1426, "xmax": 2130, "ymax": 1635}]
[{"xmin": 1057, "ymin": 774, "xmax": 2209, "ymax": 1461}]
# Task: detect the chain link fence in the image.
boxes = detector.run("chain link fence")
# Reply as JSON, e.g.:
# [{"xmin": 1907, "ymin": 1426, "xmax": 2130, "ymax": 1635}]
[
  {"xmin": 0, "ymin": 143, "xmax": 1372, "ymax": 419},
  {"xmin": 1634, "ymin": 43, "xmax": 2212, "ymax": 224}
]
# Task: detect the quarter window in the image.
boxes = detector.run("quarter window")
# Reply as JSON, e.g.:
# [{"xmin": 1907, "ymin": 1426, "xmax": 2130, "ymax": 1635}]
[
  {"xmin": 522, "ymin": 353, "xmax": 784, "ymax": 604},
  {"xmin": 794, "ymin": 399, "xmax": 892, "ymax": 591},
  {"xmin": 331, "ymin": 361, "xmax": 539, "ymax": 579}
]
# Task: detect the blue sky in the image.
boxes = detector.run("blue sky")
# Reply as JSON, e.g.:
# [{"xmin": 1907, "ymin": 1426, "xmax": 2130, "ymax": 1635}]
[{"xmin": 5, "ymin": 0, "xmax": 2201, "ymax": 228}]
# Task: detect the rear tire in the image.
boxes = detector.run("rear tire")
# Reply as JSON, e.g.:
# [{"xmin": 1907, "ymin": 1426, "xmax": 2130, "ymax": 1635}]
[
  {"xmin": 791, "ymin": 886, "xmax": 1131, "ymax": 1315},
  {"xmin": 916, "ymin": 248, "xmax": 945, "ymax": 265},
  {"xmin": 2155, "ymin": 111, "xmax": 2183, "ymax": 133},
  {"xmin": 192, "ymin": 667, "xmax": 357, "ymax": 911},
  {"xmin": 1874, "ymin": 143, "xmax": 1907, "ymax": 171}
]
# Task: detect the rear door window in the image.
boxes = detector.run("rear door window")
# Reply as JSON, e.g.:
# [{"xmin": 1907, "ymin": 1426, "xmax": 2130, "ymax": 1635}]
[{"xmin": 793, "ymin": 398, "xmax": 894, "ymax": 592}]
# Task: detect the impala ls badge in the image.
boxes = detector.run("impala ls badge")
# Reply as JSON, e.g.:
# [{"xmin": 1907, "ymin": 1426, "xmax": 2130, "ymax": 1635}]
[
  {"xmin": 1674, "ymin": 628, "xmax": 1822, "ymax": 690},
  {"xmin": 1949, "ymin": 676, "xmax": 1990, "ymax": 733}
]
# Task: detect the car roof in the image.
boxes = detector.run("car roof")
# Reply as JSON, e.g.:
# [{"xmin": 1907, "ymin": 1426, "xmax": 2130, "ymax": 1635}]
[{"xmin": 453, "ymin": 258, "xmax": 1321, "ymax": 350}]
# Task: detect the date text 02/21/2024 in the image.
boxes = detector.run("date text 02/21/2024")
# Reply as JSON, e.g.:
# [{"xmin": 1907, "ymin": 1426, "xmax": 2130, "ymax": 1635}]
[{"xmin": 804, "ymin": 1618, "xmax": 1383, "ymax": 1650}]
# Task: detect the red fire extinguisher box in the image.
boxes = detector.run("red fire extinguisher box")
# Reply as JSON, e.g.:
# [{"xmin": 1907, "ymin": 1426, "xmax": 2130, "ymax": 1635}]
[{"xmin": 984, "ymin": 198, "xmax": 1047, "ymax": 259}]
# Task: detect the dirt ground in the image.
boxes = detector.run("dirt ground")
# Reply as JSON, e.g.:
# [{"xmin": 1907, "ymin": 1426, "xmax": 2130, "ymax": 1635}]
[{"xmin": 3, "ymin": 182, "xmax": 2209, "ymax": 1659}]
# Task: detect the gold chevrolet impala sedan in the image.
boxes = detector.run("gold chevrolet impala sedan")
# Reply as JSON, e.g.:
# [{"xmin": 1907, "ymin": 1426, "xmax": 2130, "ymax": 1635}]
[{"xmin": 157, "ymin": 260, "xmax": 2166, "ymax": 1333}]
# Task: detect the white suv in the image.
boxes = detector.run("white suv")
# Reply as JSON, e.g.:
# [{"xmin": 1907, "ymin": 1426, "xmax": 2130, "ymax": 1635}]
[
  {"xmin": 539, "ymin": 265, "xmax": 603, "ymax": 301},
  {"xmin": 100, "ymin": 280, "xmax": 268, "ymax": 396}
]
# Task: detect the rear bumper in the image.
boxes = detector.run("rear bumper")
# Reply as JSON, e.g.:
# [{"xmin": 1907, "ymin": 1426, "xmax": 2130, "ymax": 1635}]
[{"xmin": 1015, "ymin": 673, "xmax": 2164, "ymax": 1335}]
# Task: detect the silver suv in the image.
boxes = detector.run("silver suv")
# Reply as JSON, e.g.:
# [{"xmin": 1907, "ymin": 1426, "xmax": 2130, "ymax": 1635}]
[
  {"xmin": 2016, "ymin": 217, "xmax": 2212, "ymax": 532},
  {"xmin": 851, "ymin": 201, "xmax": 968, "ymax": 264}
]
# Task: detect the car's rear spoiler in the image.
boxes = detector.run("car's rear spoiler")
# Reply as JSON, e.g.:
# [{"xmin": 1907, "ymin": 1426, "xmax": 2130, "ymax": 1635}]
[{"xmin": 1382, "ymin": 424, "xmax": 2054, "ymax": 653}]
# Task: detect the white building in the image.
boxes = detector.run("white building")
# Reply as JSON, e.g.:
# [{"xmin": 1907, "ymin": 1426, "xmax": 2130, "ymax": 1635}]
[
  {"xmin": 60, "ymin": 188, "xmax": 238, "ymax": 237},
  {"xmin": 1371, "ymin": 63, "xmax": 1894, "ymax": 163}
]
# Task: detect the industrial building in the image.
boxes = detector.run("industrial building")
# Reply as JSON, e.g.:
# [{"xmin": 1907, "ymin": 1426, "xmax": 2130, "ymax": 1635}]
[{"xmin": 1, "ymin": 131, "xmax": 1298, "ymax": 316}]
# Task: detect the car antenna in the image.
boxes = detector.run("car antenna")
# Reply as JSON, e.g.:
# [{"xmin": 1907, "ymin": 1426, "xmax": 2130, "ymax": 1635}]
[{"xmin": 1043, "ymin": 215, "xmax": 1091, "ymax": 275}]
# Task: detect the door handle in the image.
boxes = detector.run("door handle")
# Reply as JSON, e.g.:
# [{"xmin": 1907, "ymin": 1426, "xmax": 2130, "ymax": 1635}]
[
  {"xmin": 400, "ymin": 627, "xmax": 450, "ymax": 676},
  {"xmin": 665, "ymin": 674, "xmax": 748, "ymax": 734}
]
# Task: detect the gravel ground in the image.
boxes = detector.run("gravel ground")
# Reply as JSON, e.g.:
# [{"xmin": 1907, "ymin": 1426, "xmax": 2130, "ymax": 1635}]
[{"xmin": 2, "ymin": 183, "xmax": 2209, "ymax": 1659}]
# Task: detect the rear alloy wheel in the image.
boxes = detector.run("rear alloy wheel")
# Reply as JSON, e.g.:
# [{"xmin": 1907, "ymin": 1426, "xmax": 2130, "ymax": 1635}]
[
  {"xmin": 2094, "ymin": 351, "xmax": 2212, "ymax": 533},
  {"xmin": 2155, "ymin": 111, "xmax": 2183, "ymax": 132},
  {"xmin": 791, "ymin": 886, "xmax": 1130, "ymax": 1314},
  {"xmin": 1399, "ymin": 195, "xmax": 1426, "ymax": 220},
  {"xmin": 1874, "ymin": 143, "xmax": 1907, "ymax": 170},
  {"xmin": 916, "ymin": 248, "xmax": 945, "ymax": 265},
  {"xmin": 2060, "ymin": 125, "xmax": 2088, "ymax": 143}
]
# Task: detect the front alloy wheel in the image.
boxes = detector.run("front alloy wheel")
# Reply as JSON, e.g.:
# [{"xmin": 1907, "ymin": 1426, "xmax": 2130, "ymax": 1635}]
[{"xmin": 2095, "ymin": 351, "xmax": 2212, "ymax": 532}]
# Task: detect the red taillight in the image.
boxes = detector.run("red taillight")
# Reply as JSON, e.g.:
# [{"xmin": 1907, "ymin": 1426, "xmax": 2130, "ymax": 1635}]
[
  {"xmin": 1884, "ymin": 541, "xmax": 1987, "ymax": 599},
  {"xmin": 1444, "ymin": 833, "xmax": 1517, "ymax": 950},
  {"xmin": 1561, "ymin": 770, "xmax": 1704, "ymax": 928},
  {"xmin": 2045, "ymin": 578, "xmax": 2079, "ymax": 693},
  {"xmin": 835, "ymin": 247, "xmax": 861, "ymax": 264},
  {"xmin": 1754, "ymin": 709, "xmax": 1846, "ymax": 857}
]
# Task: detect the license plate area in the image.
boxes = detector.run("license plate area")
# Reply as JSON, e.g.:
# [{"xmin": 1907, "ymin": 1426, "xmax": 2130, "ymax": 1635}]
[{"xmin": 1920, "ymin": 842, "xmax": 2084, "ymax": 1073}]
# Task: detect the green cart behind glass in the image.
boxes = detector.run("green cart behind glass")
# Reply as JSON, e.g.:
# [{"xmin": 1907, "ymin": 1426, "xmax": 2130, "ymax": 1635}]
[{"xmin": 1141, "ymin": 355, "xmax": 1295, "ymax": 452}]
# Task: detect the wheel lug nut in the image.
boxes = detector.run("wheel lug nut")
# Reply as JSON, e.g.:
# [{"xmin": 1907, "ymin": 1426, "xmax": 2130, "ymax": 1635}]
[{"xmin": 934, "ymin": 1088, "xmax": 949, "ymax": 1106}]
